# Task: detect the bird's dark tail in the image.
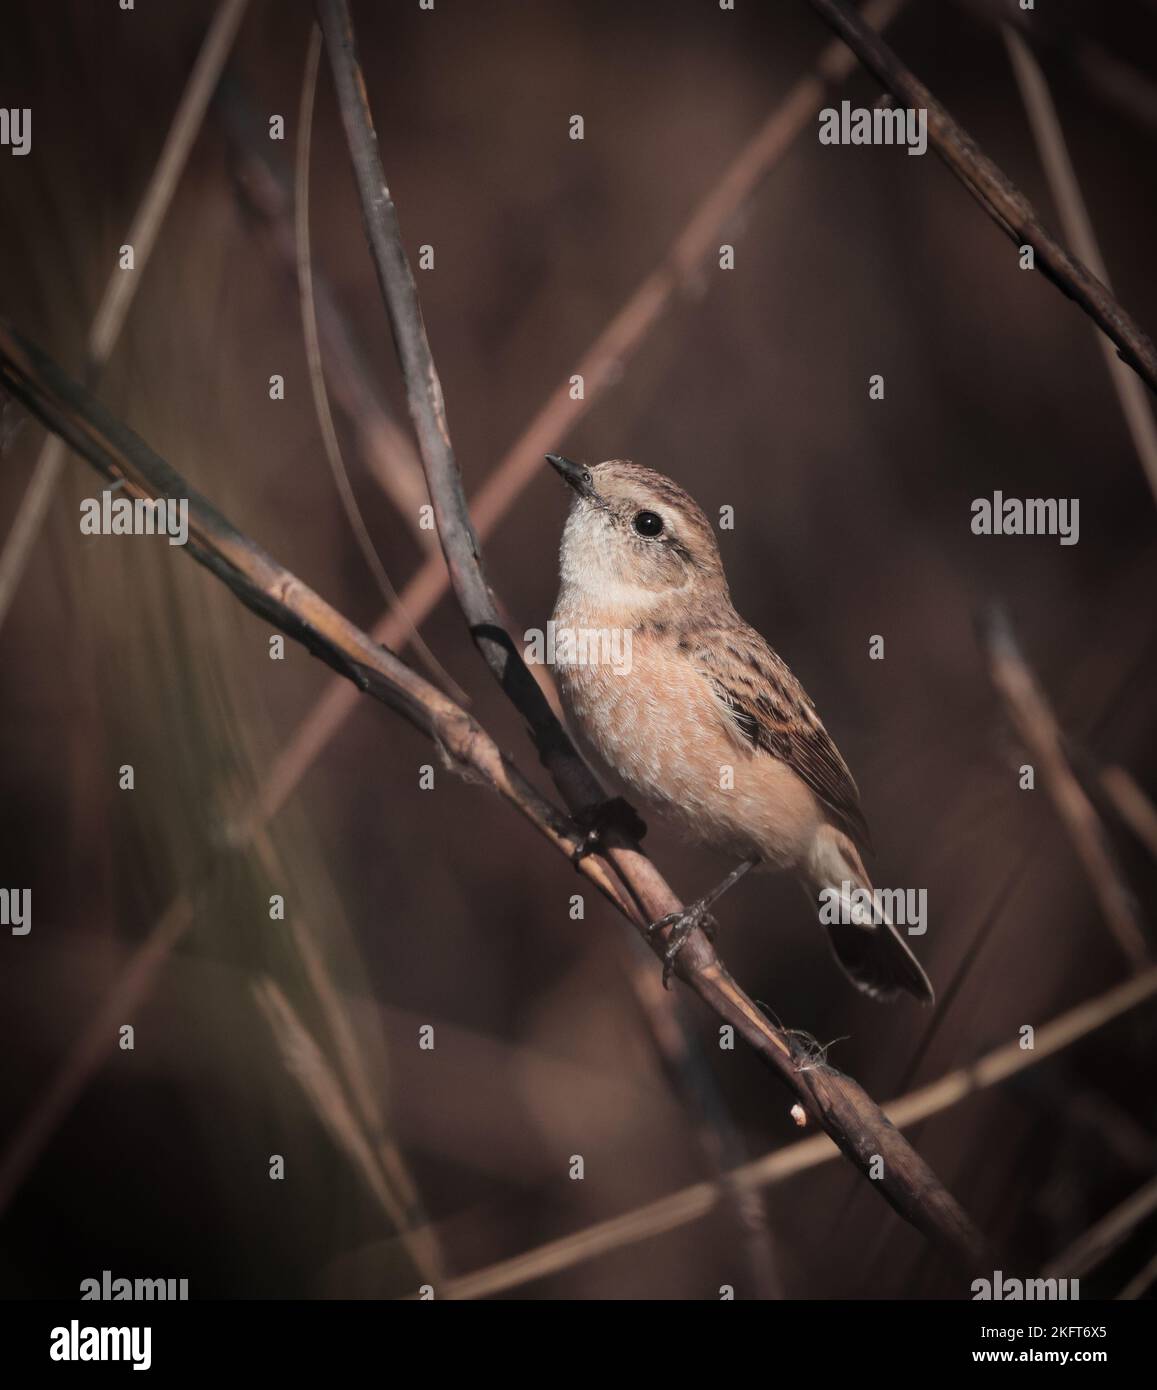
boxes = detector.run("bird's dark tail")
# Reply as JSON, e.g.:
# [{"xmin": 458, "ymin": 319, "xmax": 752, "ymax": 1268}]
[{"xmin": 803, "ymin": 827, "xmax": 934, "ymax": 1005}]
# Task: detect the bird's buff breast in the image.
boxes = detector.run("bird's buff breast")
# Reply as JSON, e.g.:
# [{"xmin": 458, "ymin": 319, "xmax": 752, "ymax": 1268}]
[{"xmin": 552, "ymin": 614, "xmax": 820, "ymax": 867}]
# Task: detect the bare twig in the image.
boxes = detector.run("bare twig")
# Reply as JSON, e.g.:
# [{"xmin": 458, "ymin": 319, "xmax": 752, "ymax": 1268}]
[
  {"xmin": 0, "ymin": 0, "xmax": 249, "ymax": 632},
  {"xmin": 441, "ymin": 966, "xmax": 1157, "ymax": 1299},
  {"xmin": 984, "ymin": 610, "xmax": 1149, "ymax": 968},
  {"xmin": 315, "ymin": 0, "xmax": 989, "ymax": 1274},
  {"xmin": 0, "ymin": 319, "xmax": 990, "ymax": 1275},
  {"xmin": 801, "ymin": 0, "xmax": 1157, "ymax": 395},
  {"xmin": 294, "ymin": 24, "xmax": 465, "ymax": 703},
  {"xmin": 1002, "ymin": 25, "xmax": 1157, "ymax": 505}
]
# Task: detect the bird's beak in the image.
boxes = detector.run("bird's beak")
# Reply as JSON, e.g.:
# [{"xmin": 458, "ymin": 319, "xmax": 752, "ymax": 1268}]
[{"xmin": 546, "ymin": 453, "xmax": 596, "ymax": 499}]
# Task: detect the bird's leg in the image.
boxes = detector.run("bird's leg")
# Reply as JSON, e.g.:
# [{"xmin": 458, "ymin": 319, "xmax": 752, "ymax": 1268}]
[
  {"xmin": 648, "ymin": 855, "xmax": 759, "ymax": 987},
  {"xmin": 570, "ymin": 796, "xmax": 647, "ymax": 866}
]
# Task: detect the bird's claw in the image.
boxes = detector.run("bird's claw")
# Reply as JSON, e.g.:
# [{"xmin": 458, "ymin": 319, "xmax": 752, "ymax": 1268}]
[
  {"xmin": 570, "ymin": 796, "xmax": 647, "ymax": 866},
  {"xmin": 648, "ymin": 904, "xmax": 718, "ymax": 988}
]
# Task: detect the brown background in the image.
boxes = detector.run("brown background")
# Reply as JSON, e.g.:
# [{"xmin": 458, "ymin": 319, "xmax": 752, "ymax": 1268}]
[{"xmin": 0, "ymin": 0, "xmax": 1154, "ymax": 1299}]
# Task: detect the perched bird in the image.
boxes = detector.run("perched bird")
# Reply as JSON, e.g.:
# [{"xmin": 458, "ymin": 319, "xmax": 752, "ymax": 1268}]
[{"xmin": 546, "ymin": 453, "xmax": 932, "ymax": 1004}]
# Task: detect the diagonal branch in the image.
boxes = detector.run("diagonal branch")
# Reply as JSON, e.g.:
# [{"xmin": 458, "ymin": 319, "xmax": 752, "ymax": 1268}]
[
  {"xmin": 0, "ymin": 317, "xmax": 990, "ymax": 1275},
  {"xmin": 801, "ymin": 0, "xmax": 1157, "ymax": 395},
  {"xmin": 314, "ymin": 0, "xmax": 990, "ymax": 1274}
]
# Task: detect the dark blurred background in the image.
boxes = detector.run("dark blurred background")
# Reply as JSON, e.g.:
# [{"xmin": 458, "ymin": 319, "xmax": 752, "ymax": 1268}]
[{"xmin": 0, "ymin": 0, "xmax": 1155, "ymax": 1299}]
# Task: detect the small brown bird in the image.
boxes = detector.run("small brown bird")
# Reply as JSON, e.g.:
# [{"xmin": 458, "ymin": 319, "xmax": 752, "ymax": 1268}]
[{"xmin": 546, "ymin": 454, "xmax": 933, "ymax": 1004}]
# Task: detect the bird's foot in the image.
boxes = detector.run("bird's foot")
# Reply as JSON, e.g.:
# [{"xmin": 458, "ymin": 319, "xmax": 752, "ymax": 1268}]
[
  {"xmin": 647, "ymin": 901, "xmax": 718, "ymax": 988},
  {"xmin": 570, "ymin": 796, "xmax": 647, "ymax": 866}
]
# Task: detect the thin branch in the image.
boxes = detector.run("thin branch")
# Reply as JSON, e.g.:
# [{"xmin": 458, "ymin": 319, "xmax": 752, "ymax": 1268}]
[
  {"xmin": 0, "ymin": 319, "xmax": 990, "ymax": 1275},
  {"xmin": 983, "ymin": 609, "xmax": 1149, "ymax": 968},
  {"xmin": 1002, "ymin": 24, "xmax": 1157, "ymax": 505},
  {"xmin": 294, "ymin": 24, "xmax": 465, "ymax": 703},
  {"xmin": 315, "ymin": 0, "xmax": 989, "ymax": 1275},
  {"xmin": 442, "ymin": 965, "xmax": 1157, "ymax": 1299},
  {"xmin": 801, "ymin": 0, "xmax": 1157, "ymax": 395},
  {"xmin": 1043, "ymin": 1174, "xmax": 1157, "ymax": 1281},
  {"xmin": 0, "ymin": 0, "xmax": 250, "ymax": 632}
]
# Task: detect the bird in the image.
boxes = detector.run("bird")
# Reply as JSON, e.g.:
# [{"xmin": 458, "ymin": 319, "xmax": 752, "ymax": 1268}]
[{"xmin": 545, "ymin": 452, "xmax": 933, "ymax": 1005}]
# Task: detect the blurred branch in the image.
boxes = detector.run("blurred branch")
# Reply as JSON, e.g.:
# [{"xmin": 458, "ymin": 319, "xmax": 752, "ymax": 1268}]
[
  {"xmin": 0, "ymin": 317, "xmax": 990, "ymax": 1276},
  {"xmin": 0, "ymin": 890, "xmax": 194, "ymax": 1214},
  {"xmin": 253, "ymin": 976, "xmax": 443, "ymax": 1280},
  {"xmin": 801, "ymin": 0, "xmax": 1157, "ymax": 396},
  {"xmin": 315, "ymin": 0, "xmax": 990, "ymax": 1276},
  {"xmin": 249, "ymin": 828, "xmax": 444, "ymax": 1284},
  {"xmin": 1043, "ymin": 1174, "xmax": 1157, "ymax": 1281},
  {"xmin": 217, "ymin": 73, "xmax": 434, "ymax": 543},
  {"xmin": 1100, "ymin": 765, "xmax": 1157, "ymax": 863},
  {"xmin": 0, "ymin": 0, "xmax": 250, "ymax": 633},
  {"xmin": 1002, "ymin": 24, "xmax": 1157, "ymax": 506},
  {"xmin": 1117, "ymin": 1250, "xmax": 1157, "ymax": 1301},
  {"xmin": 956, "ymin": 0, "xmax": 1157, "ymax": 139},
  {"xmin": 984, "ymin": 609, "xmax": 1149, "ymax": 969},
  {"xmin": 442, "ymin": 965, "xmax": 1157, "ymax": 1299}
]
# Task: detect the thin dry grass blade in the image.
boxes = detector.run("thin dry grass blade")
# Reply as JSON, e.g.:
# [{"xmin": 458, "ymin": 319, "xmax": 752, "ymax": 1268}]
[
  {"xmin": 985, "ymin": 611, "xmax": 1149, "ymax": 969},
  {"xmin": 1003, "ymin": 24, "xmax": 1157, "ymax": 505},
  {"xmin": 0, "ymin": 0, "xmax": 249, "ymax": 631}
]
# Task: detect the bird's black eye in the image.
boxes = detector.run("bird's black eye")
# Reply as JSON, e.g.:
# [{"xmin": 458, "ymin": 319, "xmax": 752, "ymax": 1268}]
[{"xmin": 633, "ymin": 510, "xmax": 664, "ymax": 537}]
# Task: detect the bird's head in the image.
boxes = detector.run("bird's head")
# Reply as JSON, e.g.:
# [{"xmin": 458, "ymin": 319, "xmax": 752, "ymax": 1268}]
[{"xmin": 547, "ymin": 455, "xmax": 728, "ymax": 619}]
